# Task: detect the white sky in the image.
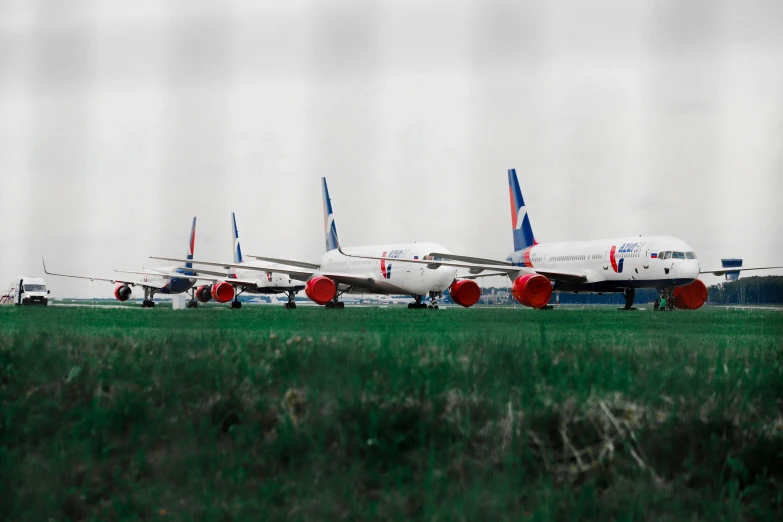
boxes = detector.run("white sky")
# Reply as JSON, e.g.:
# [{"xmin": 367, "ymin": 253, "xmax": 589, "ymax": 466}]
[{"xmin": 1, "ymin": 0, "xmax": 782, "ymax": 297}]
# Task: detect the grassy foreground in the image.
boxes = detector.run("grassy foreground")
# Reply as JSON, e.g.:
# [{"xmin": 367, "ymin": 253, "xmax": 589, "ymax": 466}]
[{"xmin": 1, "ymin": 306, "xmax": 782, "ymax": 521}]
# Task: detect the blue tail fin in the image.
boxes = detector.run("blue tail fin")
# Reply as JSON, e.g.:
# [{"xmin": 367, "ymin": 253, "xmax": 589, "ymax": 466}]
[
  {"xmin": 179, "ymin": 216, "xmax": 196, "ymax": 275},
  {"xmin": 508, "ymin": 169, "xmax": 536, "ymax": 251},
  {"xmin": 231, "ymin": 212, "xmax": 243, "ymax": 264},
  {"xmin": 322, "ymin": 177, "xmax": 340, "ymax": 252}
]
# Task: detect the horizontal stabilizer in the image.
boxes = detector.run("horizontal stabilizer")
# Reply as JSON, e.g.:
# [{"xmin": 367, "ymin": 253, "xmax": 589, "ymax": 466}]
[{"xmin": 700, "ymin": 266, "xmax": 783, "ymax": 276}]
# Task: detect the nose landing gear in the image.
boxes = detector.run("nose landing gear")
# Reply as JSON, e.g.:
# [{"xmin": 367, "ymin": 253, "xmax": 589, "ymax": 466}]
[{"xmin": 428, "ymin": 291, "xmax": 442, "ymax": 310}]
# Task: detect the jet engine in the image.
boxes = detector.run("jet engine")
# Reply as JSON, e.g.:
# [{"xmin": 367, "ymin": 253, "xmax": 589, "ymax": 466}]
[
  {"xmin": 511, "ymin": 274, "xmax": 553, "ymax": 308},
  {"xmin": 449, "ymin": 279, "xmax": 481, "ymax": 307},
  {"xmin": 672, "ymin": 279, "xmax": 708, "ymax": 310},
  {"xmin": 211, "ymin": 282, "xmax": 235, "ymax": 303},
  {"xmin": 114, "ymin": 284, "xmax": 132, "ymax": 302},
  {"xmin": 305, "ymin": 276, "xmax": 337, "ymax": 305},
  {"xmin": 195, "ymin": 285, "xmax": 213, "ymax": 303}
]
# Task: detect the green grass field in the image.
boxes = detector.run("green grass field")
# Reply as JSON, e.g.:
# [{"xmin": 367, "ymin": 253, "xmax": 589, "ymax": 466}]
[{"xmin": 1, "ymin": 306, "xmax": 782, "ymax": 521}]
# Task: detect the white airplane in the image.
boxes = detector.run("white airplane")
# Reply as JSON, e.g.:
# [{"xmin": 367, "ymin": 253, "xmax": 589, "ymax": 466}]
[
  {"xmin": 155, "ymin": 212, "xmax": 306, "ymax": 309},
  {"xmin": 43, "ymin": 217, "xmax": 203, "ymax": 308},
  {"xmin": 152, "ymin": 178, "xmax": 484, "ymax": 309},
  {"xmin": 355, "ymin": 169, "xmax": 783, "ymax": 310}
]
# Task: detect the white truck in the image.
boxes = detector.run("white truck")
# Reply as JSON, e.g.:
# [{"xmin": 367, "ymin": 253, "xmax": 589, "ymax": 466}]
[{"xmin": 12, "ymin": 277, "xmax": 50, "ymax": 306}]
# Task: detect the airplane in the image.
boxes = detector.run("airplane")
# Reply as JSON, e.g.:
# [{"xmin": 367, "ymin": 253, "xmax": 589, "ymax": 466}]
[
  {"xmin": 344, "ymin": 169, "xmax": 783, "ymax": 311},
  {"xmin": 43, "ymin": 217, "xmax": 203, "ymax": 308},
  {"xmin": 154, "ymin": 212, "xmax": 306, "ymax": 309},
  {"xmin": 151, "ymin": 178, "xmax": 485, "ymax": 309}
]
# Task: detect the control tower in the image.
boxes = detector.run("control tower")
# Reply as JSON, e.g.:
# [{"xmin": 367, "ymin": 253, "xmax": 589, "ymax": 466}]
[{"xmin": 720, "ymin": 258, "xmax": 743, "ymax": 281}]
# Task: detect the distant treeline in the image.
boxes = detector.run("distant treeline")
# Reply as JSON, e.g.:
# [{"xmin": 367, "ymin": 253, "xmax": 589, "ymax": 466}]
[{"xmin": 707, "ymin": 276, "xmax": 783, "ymax": 305}]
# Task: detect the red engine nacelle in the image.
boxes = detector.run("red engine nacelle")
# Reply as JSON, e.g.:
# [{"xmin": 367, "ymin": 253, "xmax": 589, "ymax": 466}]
[
  {"xmin": 511, "ymin": 274, "xmax": 553, "ymax": 308},
  {"xmin": 114, "ymin": 284, "xmax": 132, "ymax": 302},
  {"xmin": 449, "ymin": 279, "xmax": 481, "ymax": 307},
  {"xmin": 195, "ymin": 285, "xmax": 213, "ymax": 303},
  {"xmin": 672, "ymin": 279, "xmax": 708, "ymax": 310},
  {"xmin": 211, "ymin": 282, "xmax": 236, "ymax": 303},
  {"xmin": 305, "ymin": 276, "xmax": 337, "ymax": 305}
]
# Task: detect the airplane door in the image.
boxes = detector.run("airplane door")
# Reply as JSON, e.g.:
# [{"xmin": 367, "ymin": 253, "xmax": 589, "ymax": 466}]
[
  {"xmin": 603, "ymin": 251, "xmax": 609, "ymax": 270},
  {"xmin": 643, "ymin": 247, "xmax": 650, "ymax": 269}
]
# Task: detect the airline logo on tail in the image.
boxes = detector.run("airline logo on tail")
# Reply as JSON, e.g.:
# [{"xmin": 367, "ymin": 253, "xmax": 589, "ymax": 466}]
[
  {"xmin": 322, "ymin": 177, "xmax": 340, "ymax": 252},
  {"xmin": 508, "ymin": 169, "xmax": 536, "ymax": 252}
]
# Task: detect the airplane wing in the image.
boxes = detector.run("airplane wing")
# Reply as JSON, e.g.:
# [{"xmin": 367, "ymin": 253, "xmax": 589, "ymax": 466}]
[
  {"xmin": 244, "ymin": 255, "xmax": 321, "ymax": 270},
  {"xmin": 457, "ymin": 271, "xmax": 510, "ymax": 280},
  {"xmin": 700, "ymin": 266, "xmax": 783, "ymax": 276},
  {"xmin": 334, "ymin": 249, "xmax": 588, "ymax": 284},
  {"xmin": 41, "ymin": 259, "xmax": 168, "ymax": 289},
  {"xmin": 149, "ymin": 256, "xmax": 376, "ymax": 288},
  {"xmin": 140, "ymin": 269, "xmax": 261, "ymax": 287}
]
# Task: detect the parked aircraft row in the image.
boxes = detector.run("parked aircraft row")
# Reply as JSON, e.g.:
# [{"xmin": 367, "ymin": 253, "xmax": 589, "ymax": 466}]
[{"xmin": 44, "ymin": 170, "xmax": 781, "ymax": 311}]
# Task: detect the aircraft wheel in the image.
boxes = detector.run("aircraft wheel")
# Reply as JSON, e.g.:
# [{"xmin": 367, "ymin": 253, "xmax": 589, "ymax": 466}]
[
  {"xmin": 325, "ymin": 302, "xmax": 334, "ymax": 309},
  {"xmin": 408, "ymin": 303, "xmax": 413, "ymax": 309},
  {"xmin": 231, "ymin": 301, "xmax": 242, "ymax": 309}
]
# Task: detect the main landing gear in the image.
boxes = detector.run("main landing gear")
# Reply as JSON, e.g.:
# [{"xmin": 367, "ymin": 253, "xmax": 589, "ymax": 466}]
[
  {"xmin": 619, "ymin": 288, "xmax": 637, "ymax": 310},
  {"xmin": 229, "ymin": 287, "xmax": 246, "ymax": 309},
  {"xmin": 408, "ymin": 295, "xmax": 434, "ymax": 309},
  {"xmin": 324, "ymin": 289, "xmax": 345, "ymax": 309},
  {"xmin": 141, "ymin": 287, "xmax": 156, "ymax": 308},
  {"xmin": 186, "ymin": 289, "xmax": 199, "ymax": 309},
  {"xmin": 284, "ymin": 291, "xmax": 297, "ymax": 309},
  {"xmin": 325, "ymin": 297, "xmax": 345, "ymax": 309}
]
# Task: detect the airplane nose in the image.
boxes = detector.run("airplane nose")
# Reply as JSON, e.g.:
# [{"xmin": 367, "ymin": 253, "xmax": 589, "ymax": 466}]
[{"xmin": 681, "ymin": 260, "xmax": 700, "ymax": 281}]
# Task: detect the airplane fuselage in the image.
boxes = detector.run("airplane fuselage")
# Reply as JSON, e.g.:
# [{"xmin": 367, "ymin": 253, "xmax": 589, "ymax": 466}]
[
  {"xmin": 506, "ymin": 235, "xmax": 700, "ymax": 293},
  {"xmin": 232, "ymin": 265, "xmax": 304, "ymax": 294},
  {"xmin": 142, "ymin": 264, "xmax": 197, "ymax": 295},
  {"xmin": 321, "ymin": 242, "xmax": 457, "ymax": 296}
]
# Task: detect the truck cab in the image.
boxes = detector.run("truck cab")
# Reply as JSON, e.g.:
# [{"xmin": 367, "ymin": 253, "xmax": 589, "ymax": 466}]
[{"xmin": 15, "ymin": 277, "xmax": 50, "ymax": 306}]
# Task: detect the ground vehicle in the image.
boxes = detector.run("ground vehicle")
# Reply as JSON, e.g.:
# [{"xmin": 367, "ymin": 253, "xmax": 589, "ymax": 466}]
[{"xmin": 13, "ymin": 277, "xmax": 50, "ymax": 305}]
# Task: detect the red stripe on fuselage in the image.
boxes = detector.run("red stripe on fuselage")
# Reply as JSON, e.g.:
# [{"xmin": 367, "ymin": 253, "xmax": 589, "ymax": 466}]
[
  {"xmin": 380, "ymin": 251, "xmax": 387, "ymax": 279},
  {"xmin": 609, "ymin": 245, "xmax": 618, "ymax": 273}
]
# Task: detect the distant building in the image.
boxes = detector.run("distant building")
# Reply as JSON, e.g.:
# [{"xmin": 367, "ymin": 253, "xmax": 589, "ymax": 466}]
[{"xmin": 721, "ymin": 258, "xmax": 743, "ymax": 281}]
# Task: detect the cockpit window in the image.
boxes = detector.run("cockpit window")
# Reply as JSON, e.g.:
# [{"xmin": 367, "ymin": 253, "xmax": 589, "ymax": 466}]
[
  {"xmin": 685, "ymin": 252, "xmax": 696, "ymax": 260},
  {"xmin": 662, "ymin": 251, "xmax": 671, "ymax": 260},
  {"xmin": 672, "ymin": 252, "xmax": 685, "ymax": 260}
]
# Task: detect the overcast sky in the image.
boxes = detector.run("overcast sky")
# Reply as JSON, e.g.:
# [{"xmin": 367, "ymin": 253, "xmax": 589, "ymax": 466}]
[{"xmin": 1, "ymin": 0, "xmax": 782, "ymax": 298}]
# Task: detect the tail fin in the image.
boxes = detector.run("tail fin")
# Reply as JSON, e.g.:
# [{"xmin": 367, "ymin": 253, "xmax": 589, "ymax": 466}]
[
  {"xmin": 508, "ymin": 169, "xmax": 536, "ymax": 251},
  {"xmin": 322, "ymin": 177, "xmax": 340, "ymax": 252},
  {"xmin": 231, "ymin": 212, "xmax": 243, "ymax": 264},
  {"xmin": 186, "ymin": 216, "xmax": 196, "ymax": 269},
  {"xmin": 230, "ymin": 212, "xmax": 243, "ymax": 279}
]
